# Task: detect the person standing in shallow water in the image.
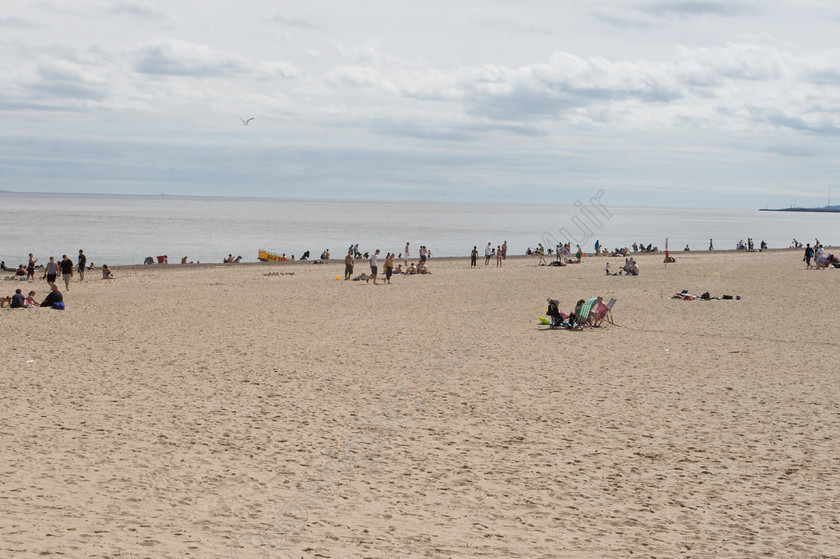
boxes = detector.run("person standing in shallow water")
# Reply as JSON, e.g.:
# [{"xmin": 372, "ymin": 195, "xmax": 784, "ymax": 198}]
[{"xmin": 404, "ymin": 242, "xmax": 410, "ymax": 267}]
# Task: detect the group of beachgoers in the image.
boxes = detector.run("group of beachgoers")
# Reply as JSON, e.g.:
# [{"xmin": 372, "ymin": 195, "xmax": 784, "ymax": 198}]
[
  {"xmin": 735, "ymin": 238, "xmax": 767, "ymax": 251},
  {"xmin": 1, "ymin": 249, "xmax": 117, "ymax": 310},
  {"xmin": 803, "ymin": 240, "xmax": 838, "ymax": 269},
  {"xmin": 545, "ymin": 296, "xmax": 612, "ymax": 329},
  {"xmin": 343, "ymin": 242, "xmax": 433, "ymax": 284},
  {"xmin": 469, "ymin": 242, "xmax": 508, "ymax": 268}
]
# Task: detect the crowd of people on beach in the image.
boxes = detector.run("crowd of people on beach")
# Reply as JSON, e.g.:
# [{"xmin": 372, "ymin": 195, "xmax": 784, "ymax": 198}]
[
  {"xmin": 341, "ymin": 242, "xmax": 434, "ymax": 284},
  {"xmin": 1, "ymin": 249, "xmax": 119, "ymax": 310},
  {"xmin": 803, "ymin": 239, "xmax": 838, "ymax": 269}
]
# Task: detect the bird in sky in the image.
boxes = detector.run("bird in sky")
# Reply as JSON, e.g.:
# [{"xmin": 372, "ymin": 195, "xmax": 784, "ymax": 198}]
[{"xmin": 241, "ymin": 118, "xmax": 254, "ymax": 126}]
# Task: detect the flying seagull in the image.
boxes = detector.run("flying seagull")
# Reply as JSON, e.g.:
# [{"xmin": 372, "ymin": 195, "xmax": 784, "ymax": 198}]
[{"xmin": 241, "ymin": 118, "xmax": 254, "ymax": 126}]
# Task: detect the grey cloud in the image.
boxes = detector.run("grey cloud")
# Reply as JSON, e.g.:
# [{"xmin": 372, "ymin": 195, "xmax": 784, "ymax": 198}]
[
  {"xmin": 133, "ymin": 40, "xmax": 296, "ymax": 78},
  {"xmin": 751, "ymin": 107, "xmax": 840, "ymax": 136},
  {"xmin": 107, "ymin": 2, "xmax": 174, "ymax": 22},
  {"xmin": 641, "ymin": 1, "xmax": 756, "ymax": 17},
  {"xmin": 0, "ymin": 16, "xmax": 45, "ymax": 29},
  {"xmin": 365, "ymin": 119, "xmax": 545, "ymax": 142},
  {"xmin": 463, "ymin": 56, "xmax": 682, "ymax": 121},
  {"xmin": 470, "ymin": 13, "xmax": 559, "ymax": 35},
  {"xmin": 269, "ymin": 15, "xmax": 321, "ymax": 30},
  {"xmin": 26, "ymin": 61, "xmax": 108, "ymax": 102},
  {"xmin": 591, "ymin": 7, "xmax": 658, "ymax": 28}
]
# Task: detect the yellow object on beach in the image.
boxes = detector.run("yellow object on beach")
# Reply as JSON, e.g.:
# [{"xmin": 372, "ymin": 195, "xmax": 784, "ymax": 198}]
[
  {"xmin": 539, "ymin": 316, "xmax": 550, "ymax": 324},
  {"xmin": 335, "ymin": 275, "xmax": 341, "ymax": 280}
]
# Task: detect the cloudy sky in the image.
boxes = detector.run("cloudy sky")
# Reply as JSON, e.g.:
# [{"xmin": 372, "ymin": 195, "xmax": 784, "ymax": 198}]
[{"xmin": 2, "ymin": 0, "xmax": 839, "ymax": 207}]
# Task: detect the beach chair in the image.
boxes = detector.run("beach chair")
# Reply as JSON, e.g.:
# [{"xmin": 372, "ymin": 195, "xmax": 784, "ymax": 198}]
[
  {"xmin": 571, "ymin": 297, "xmax": 597, "ymax": 329},
  {"xmin": 592, "ymin": 298, "xmax": 617, "ymax": 327}
]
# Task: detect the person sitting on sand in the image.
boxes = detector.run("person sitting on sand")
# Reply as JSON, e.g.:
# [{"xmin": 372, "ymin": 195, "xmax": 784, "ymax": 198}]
[
  {"xmin": 25, "ymin": 290, "xmax": 38, "ymax": 308},
  {"xmin": 417, "ymin": 260, "xmax": 430, "ymax": 274},
  {"xmin": 181, "ymin": 256, "xmax": 188, "ymax": 264},
  {"xmin": 40, "ymin": 284, "xmax": 63, "ymax": 307},
  {"xmin": 102, "ymin": 265, "xmax": 115, "ymax": 279},
  {"xmin": 392, "ymin": 264, "xmax": 403, "ymax": 275},
  {"xmin": 9, "ymin": 289, "xmax": 25, "ymax": 308},
  {"xmin": 87, "ymin": 262, "xmax": 96, "ymax": 270},
  {"xmin": 407, "ymin": 262, "xmax": 417, "ymax": 275}
]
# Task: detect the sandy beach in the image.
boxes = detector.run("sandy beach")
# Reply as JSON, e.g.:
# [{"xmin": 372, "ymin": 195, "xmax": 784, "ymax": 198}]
[{"xmin": 1, "ymin": 249, "xmax": 838, "ymax": 558}]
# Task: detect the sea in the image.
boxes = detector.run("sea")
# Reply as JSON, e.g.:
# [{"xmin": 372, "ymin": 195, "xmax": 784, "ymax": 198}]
[{"xmin": 0, "ymin": 192, "xmax": 835, "ymax": 267}]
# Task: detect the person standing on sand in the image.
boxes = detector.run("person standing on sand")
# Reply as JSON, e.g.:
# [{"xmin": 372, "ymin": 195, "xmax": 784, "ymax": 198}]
[
  {"xmin": 502, "ymin": 241, "xmax": 507, "ymax": 260},
  {"xmin": 60, "ymin": 254, "xmax": 74, "ymax": 291},
  {"xmin": 366, "ymin": 249, "xmax": 380, "ymax": 284},
  {"xmin": 384, "ymin": 252, "xmax": 394, "ymax": 284},
  {"xmin": 804, "ymin": 243, "xmax": 814, "ymax": 269},
  {"xmin": 709, "ymin": 239, "xmax": 714, "ymax": 251},
  {"xmin": 27, "ymin": 253, "xmax": 37, "ymax": 282},
  {"xmin": 45, "ymin": 256, "xmax": 58, "ymax": 286},
  {"xmin": 77, "ymin": 250, "xmax": 86, "ymax": 281},
  {"xmin": 470, "ymin": 246, "xmax": 478, "ymax": 268},
  {"xmin": 496, "ymin": 246, "xmax": 503, "ymax": 267},
  {"xmin": 404, "ymin": 242, "xmax": 410, "ymax": 266},
  {"xmin": 344, "ymin": 250, "xmax": 354, "ymax": 280},
  {"xmin": 485, "ymin": 242, "xmax": 492, "ymax": 266}
]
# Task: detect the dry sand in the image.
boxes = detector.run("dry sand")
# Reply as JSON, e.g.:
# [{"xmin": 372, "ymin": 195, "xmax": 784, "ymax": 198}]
[{"xmin": 1, "ymin": 250, "xmax": 839, "ymax": 558}]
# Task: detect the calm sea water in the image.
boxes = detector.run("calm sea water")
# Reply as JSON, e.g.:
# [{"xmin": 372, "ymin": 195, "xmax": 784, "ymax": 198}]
[{"xmin": 0, "ymin": 192, "xmax": 836, "ymax": 267}]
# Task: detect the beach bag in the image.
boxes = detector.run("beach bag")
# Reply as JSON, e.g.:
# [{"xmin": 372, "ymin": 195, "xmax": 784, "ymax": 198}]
[
  {"xmin": 53, "ymin": 302, "xmax": 65, "ymax": 310},
  {"xmin": 722, "ymin": 295, "xmax": 733, "ymax": 300},
  {"xmin": 701, "ymin": 292, "xmax": 710, "ymax": 300}
]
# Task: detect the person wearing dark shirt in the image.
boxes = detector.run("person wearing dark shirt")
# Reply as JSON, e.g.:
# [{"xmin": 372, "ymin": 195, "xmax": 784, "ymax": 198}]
[
  {"xmin": 60, "ymin": 254, "xmax": 74, "ymax": 291},
  {"xmin": 40, "ymin": 285, "xmax": 63, "ymax": 308},
  {"xmin": 10, "ymin": 289, "xmax": 25, "ymax": 308},
  {"xmin": 77, "ymin": 250, "xmax": 87, "ymax": 282},
  {"xmin": 804, "ymin": 244, "xmax": 814, "ymax": 269}
]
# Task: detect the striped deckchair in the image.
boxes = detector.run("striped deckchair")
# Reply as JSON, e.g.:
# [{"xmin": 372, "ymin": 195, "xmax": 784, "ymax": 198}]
[
  {"xmin": 572, "ymin": 297, "xmax": 598, "ymax": 329},
  {"xmin": 592, "ymin": 298, "xmax": 617, "ymax": 327}
]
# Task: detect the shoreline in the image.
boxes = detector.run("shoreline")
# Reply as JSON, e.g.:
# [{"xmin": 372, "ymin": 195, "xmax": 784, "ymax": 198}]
[{"xmin": 100, "ymin": 246, "xmax": 824, "ymax": 273}]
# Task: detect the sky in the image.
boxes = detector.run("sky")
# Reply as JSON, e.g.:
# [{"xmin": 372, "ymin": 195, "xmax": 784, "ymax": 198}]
[{"xmin": 2, "ymin": 0, "xmax": 840, "ymax": 208}]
